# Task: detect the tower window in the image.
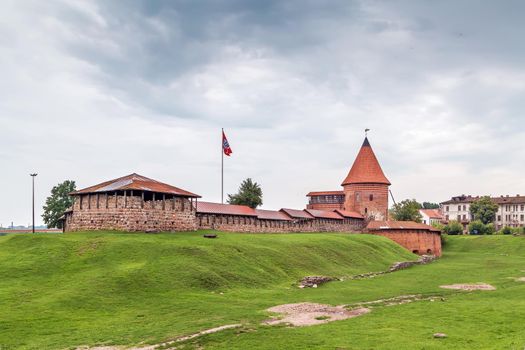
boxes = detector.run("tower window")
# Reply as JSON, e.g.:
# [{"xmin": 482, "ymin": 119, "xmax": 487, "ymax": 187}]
[
  {"xmin": 369, "ymin": 194, "xmax": 373, "ymax": 201},
  {"xmin": 365, "ymin": 208, "xmax": 368, "ymax": 214}
]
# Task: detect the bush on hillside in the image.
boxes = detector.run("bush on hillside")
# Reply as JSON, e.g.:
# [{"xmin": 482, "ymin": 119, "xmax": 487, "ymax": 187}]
[
  {"xmin": 468, "ymin": 220, "xmax": 485, "ymax": 235},
  {"xmin": 468, "ymin": 220, "xmax": 495, "ymax": 235},
  {"xmin": 485, "ymin": 223, "xmax": 496, "ymax": 235},
  {"xmin": 440, "ymin": 233, "xmax": 448, "ymax": 247},
  {"xmin": 500, "ymin": 226, "xmax": 512, "ymax": 235},
  {"xmin": 443, "ymin": 220, "xmax": 463, "ymax": 235}
]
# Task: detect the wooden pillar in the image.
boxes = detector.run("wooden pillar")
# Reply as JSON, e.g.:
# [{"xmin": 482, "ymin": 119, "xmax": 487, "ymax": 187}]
[
  {"xmin": 87, "ymin": 194, "xmax": 91, "ymax": 209},
  {"xmin": 163, "ymin": 194, "xmax": 166, "ymax": 210},
  {"xmin": 80, "ymin": 195, "xmax": 83, "ymax": 210},
  {"xmin": 141, "ymin": 191, "xmax": 144, "ymax": 209},
  {"xmin": 173, "ymin": 196, "xmax": 176, "ymax": 210},
  {"xmin": 96, "ymin": 193, "xmax": 100, "ymax": 209},
  {"xmin": 153, "ymin": 193, "xmax": 156, "ymax": 209},
  {"xmin": 181, "ymin": 198, "xmax": 185, "ymax": 211},
  {"xmin": 114, "ymin": 192, "xmax": 117, "ymax": 208},
  {"xmin": 124, "ymin": 190, "xmax": 127, "ymax": 208},
  {"xmin": 105, "ymin": 193, "xmax": 108, "ymax": 209}
]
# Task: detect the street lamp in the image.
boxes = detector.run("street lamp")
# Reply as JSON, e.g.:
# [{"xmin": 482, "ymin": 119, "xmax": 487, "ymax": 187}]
[{"xmin": 30, "ymin": 173, "xmax": 38, "ymax": 233}]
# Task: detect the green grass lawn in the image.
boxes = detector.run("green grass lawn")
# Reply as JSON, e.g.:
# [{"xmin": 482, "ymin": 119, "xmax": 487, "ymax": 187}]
[{"xmin": 0, "ymin": 232, "xmax": 524, "ymax": 349}]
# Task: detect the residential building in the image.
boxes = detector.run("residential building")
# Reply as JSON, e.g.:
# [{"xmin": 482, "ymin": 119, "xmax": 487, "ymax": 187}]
[
  {"xmin": 441, "ymin": 194, "xmax": 525, "ymax": 229},
  {"xmin": 419, "ymin": 209, "xmax": 443, "ymax": 226}
]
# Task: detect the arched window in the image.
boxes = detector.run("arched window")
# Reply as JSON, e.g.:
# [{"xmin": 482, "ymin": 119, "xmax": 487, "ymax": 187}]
[
  {"xmin": 364, "ymin": 208, "xmax": 368, "ymax": 214},
  {"xmin": 369, "ymin": 194, "xmax": 374, "ymax": 201}
]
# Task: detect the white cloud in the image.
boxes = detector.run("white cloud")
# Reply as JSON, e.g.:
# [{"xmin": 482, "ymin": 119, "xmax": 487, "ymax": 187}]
[{"xmin": 1, "ymin": 0, "xmax": 525, "ymax": 226}]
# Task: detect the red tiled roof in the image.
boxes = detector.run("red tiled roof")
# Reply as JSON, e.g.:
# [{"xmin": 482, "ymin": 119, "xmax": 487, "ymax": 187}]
[
  {"xmin": 196, "ymin": 201, "xmax": 257, "ymax": 216},
  {"xmin": 306, "ymin": 190, "xmax": 345, "ymax": 196},
  {"xmin": 341, "ymin": 137, "xmax": 391, "ymax": 186},
  {"xmin": 305, "ymin": 209, "xmax": 344, "ymax": 220},
  {"xmin": 334, "ymin": 209, "xmax": 364, "ymax": 219},
  {"xmin": 420, "ymin": 209, "xmax": 443, "ymax": 219},
  {"xmin": 366, "ymin": 220, "xmax": 440, "ymax": 232},
  {"xmin": 441, "ymin": 195, "xmax": 525, "ymax": 205},
  {"xmin": 255, "ymin": 209, "xmax": 293, "ymax": 221},
  {"xmin": 280, "ymin": 208, "xmax": 314, "ymax": 219},
  {"xmin": 72, "ymin": 173, "xmax": 200, "ymax": 197}
]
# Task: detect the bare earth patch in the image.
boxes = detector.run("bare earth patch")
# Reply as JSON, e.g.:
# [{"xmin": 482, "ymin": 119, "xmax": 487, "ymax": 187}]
[
  {"xmin": 440, "ymin": 283, "xmax": 496, "ymax": 291},
  {"xmin": 264, "ymin": 302, "xmax": 370, "ymax": 327},
  {"xmin": 515, "ymin": 277, "xmax": 525, "ymax": 282}
]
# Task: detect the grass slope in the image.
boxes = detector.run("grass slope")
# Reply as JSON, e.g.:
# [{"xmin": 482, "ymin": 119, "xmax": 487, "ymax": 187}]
[
  {"xmin": 0, "ymin": 231, "xmax": 413, "ymax": 349},
  {"xmin": 196, "ymin": 235, "xmax": 525, "ymax": 350}
]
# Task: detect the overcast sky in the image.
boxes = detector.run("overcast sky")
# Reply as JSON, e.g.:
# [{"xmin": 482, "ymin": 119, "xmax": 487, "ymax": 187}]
[{"xmin": 2, "ymin": 0, "xmax": 525, "ymax": 226}]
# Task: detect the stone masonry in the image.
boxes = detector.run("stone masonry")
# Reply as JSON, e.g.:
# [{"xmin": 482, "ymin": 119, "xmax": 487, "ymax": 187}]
[{"xmin": 65, "ymin": 193, "xmax": 197, "ymax": 232}]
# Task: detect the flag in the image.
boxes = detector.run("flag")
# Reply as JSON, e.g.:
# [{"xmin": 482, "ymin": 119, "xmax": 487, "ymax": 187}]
[{"xmin": 222, "ymin": 130, "xmax": 232, "ymax": 156}]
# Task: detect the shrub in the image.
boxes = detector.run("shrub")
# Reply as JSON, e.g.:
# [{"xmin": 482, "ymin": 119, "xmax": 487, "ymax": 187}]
[
  {"xmin": 468, "ymin": 220, "xmax": 486, "ymax": 235},
  {"xmin": 443, "ymin": 220, "xmax": 463, "ymax": 235},
  {"xmin": 485, "ymin": 223, "xmax": 496, "ymax": 235},
  {"xmin": 440, "ymin": 233, "xmax": 448, "ymax": 247},
  {"xmin": 500, "ymin": 226, "xmax": 512, "ymax": 235}
]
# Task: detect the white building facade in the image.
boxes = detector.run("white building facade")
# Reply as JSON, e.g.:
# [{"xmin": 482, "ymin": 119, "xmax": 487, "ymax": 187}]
[{"xmin": 441, "ymin": 194, "xmax": 525, "ymax": 230}]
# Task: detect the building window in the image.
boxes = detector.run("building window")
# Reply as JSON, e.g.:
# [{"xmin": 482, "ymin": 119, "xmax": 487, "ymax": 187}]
[
  {"xmin": 521, "ymin": 215, "xmax": 524, "ymax": 222},
  {"xmin": 446, "ymin": 206, "xmax": 449, "ymax": 212},
  {"xmin": 364, "ymin": 208, "xmax": 368, "ymax": 214},
  {"xmin": 369, "ymin": 194, "xmax": 373, "ymax": 201},
  {"xmin": 463, "ymin": 214, "xmax": 466, "ymax": 221},
  {"xmin": 457, "ymin": 215, "xmax": 461, "ymax": 221},
  {"xmin": 498, "ymin": 215, "xmax": 501, "ymax": 221},
  {"xmin": 521, "ymin": 205, "xmax": 524, "ymax": 211},
  {"xmin": 445, "ymin": 215, "xmax": 449, "ymax": 221}
]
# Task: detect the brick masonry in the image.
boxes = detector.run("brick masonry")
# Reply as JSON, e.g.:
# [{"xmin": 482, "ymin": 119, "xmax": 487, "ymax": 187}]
[
  {"xmin": 64, "ymin": 195, "xmax": 440, "ymax": 258},
  {"xmin": 64, "ymin": 194, "xmax": 197, "ymax": 232},
  {"xmin": 197, "ymin": 213, "xmax": 365, "ymax": 233},
  {"xmin": 369, "ymin": 229, "xmax": 442, "ymax": 257},
  {"xmin": 343, "ymin": 183, "xmax": 389, "ymax": 220}
]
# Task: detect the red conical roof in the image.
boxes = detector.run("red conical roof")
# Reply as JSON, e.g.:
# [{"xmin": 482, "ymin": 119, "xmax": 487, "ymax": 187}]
[{"xmin": 341, "ymin": 137, "xmax": 391, "ymax": 186}]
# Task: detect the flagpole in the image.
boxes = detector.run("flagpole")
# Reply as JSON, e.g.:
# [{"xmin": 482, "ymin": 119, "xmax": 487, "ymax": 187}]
[{"xmin": 221, "ymin": 128, "xmax": 224, "ymax": 204}]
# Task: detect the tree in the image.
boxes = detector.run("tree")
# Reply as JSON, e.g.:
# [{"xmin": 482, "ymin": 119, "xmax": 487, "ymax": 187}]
[
  {"xmin": 227, "ymin": 178, "xmax": 263, "ymax": 209},
  {"xmin": 422, "ymin": 202, "xmax": 440, "ymax": 209},
  {"xmin": 390, "ymin": 199, "xmax": 423, "ymax": 222},
  {"xmin": 469, "ymin": 196, "xmax": 498, "ymax": 225},
  {"xmin": 443, "ymin": 220, "xmax": 463, "ymax": 235},
  {"xmin": 42, "ymin": 180, "xmax": 76, "ymax": 229}
]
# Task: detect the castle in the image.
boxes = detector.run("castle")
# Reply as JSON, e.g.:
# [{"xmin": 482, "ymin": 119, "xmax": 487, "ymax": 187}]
[
  {"xmin": 63, "ymin": 136, "xmax": 442, "ymax": 256},
  {"xmin": 307, "ymin": 137, "xmax": 390, "ymax": 220}
]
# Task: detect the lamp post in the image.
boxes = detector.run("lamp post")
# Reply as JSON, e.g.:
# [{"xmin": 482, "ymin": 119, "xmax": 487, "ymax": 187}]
[{"xmin": 30, "ymin": 173, "xmax": 38, "ymax": 233}]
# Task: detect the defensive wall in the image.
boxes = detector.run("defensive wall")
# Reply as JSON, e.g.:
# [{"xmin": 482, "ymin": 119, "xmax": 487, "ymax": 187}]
[{"xmin": 64, "ymin": 193, "xmax": 197, "ymax": 232}]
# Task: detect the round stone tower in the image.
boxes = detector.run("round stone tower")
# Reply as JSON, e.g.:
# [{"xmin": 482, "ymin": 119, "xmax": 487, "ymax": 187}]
[{"xmin": 341, "ymin": 137, "xmax": 391, "ymax": 220}]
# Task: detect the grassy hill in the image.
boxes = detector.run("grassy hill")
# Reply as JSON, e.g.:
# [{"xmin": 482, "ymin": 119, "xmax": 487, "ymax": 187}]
[{"xmin": 0, "ymin": 231, "xmax": 414, "ymax": 349}]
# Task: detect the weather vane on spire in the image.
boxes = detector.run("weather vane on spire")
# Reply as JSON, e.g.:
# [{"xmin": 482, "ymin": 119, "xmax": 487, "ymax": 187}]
[{"xmin": 365, "ymin": 128, "xmax": 370, "ymax": 137}]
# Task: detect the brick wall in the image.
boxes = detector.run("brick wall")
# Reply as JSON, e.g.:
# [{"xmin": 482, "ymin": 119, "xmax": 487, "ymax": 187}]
[
  {"xmin": 65, "ymin": 194, "xmax": 197, "ymax": 232},
  {"xmin": 197, "ymin": 213, "xmax": 365, "ymax": 233},
  {"xmin": 343, "ymin": 183, "xmax": 389, "ymax": 220},
  {"xmin": 368, "ymin": 229, "xmax": 442, "ymax": 256}
]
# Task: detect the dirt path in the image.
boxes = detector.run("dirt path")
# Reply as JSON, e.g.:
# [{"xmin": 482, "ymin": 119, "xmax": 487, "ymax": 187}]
[
  {"xmin": 263, "ymin": 302, "xmax": 370, "ymax": 327},
  {"xmin": 440, "ymin": 283, "xmax": 496, "ymax": 291},
  {"xmin": 76, "ymin": 324, "xmax": 242, "ymax": 350}
]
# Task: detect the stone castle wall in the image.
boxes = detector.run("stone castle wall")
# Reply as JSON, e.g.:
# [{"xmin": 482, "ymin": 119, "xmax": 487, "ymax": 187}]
[
  {"xmin": 343, "ymin": 183, "xmax": 389, "ymax": 220},
  {"xmin": 65, "ymin": 194, "xmax": 197, "ymax": 232},
  {"xmin": 368, "ymin": 229, "xmax": 442, "ymax": 257},
  {"xmin": 197, "ymin": 213, "xmax": 365, "ymax": 233}
]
